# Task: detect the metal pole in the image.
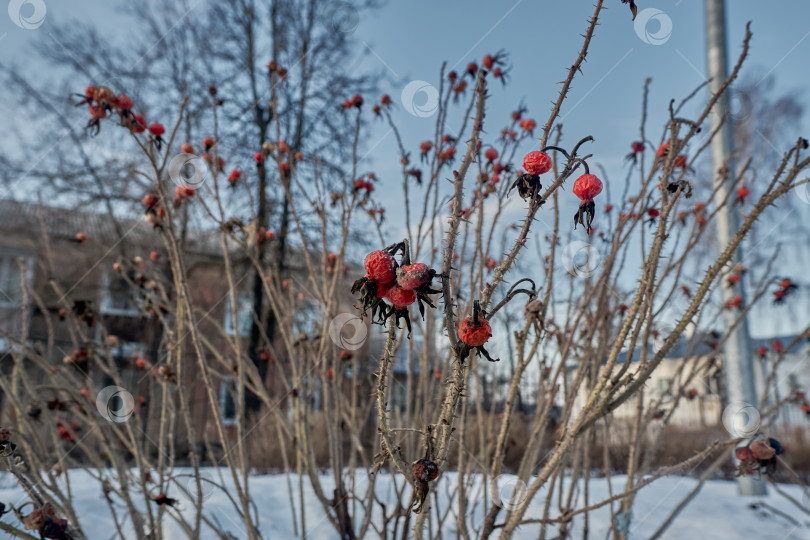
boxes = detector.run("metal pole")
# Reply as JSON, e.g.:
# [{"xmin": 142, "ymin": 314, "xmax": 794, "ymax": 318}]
[{"xmin": 705, "ymin": 0, "xmax": 766, "ymax": 495}]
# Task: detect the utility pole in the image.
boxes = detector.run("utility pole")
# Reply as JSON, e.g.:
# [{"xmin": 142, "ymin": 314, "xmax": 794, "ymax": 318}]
[{"xmin": 705, "ymin": 0, "xmax": 766, "ymax": 496}]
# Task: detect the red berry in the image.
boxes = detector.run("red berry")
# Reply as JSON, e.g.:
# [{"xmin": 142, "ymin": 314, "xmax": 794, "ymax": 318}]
[
  {"xmin": 254, "ymin": 152, "xmax": 264, "ymax": 164},
  {"xmin": 143, "ymin": 194, "xmax": 159, "ymax": 208},
  {"xmin": 84, "ymin": 85, "xmax": 97, "ymax": 99},
  {"xmin": 385, "ymin": 286, "xmax": 416, "ymax": 310},
  {"xmin": 227, "ymin": 170, "xmax": 241, "ymax": 184},
  {"xmin": 420, "ymin": 141, "xmax": 433, "ymax": 155},
  {"xmin": 148, "ymin": 123, "xmax": 165, "ymax": 136},
  {"xmin": 203, "ymin": 137, "xmax": 216, "ymax": 150},
  {"xmin": 180, "ymin": 143, "xmax": 193, "ymax": 154},
  {"xmin": 132, "ymin": 114, "xmax": 147, "ymax": 133},
  {"xmin": 779, "ymin": 278, "xmax": 792, "ymax": 289},
  {"xmin": 482, "ymin": 54, "xmax": 494, "ymax": 70},
  {"xmin": 519, "ymin": 119, "xmax": 536, "ymax": 132},
  {"xmin": 116, "ymin": 95, "xmax": 133, "ymax": 111},
  {"xmin": 674, "ymin": 154, "xmax": 688, "ymax": 168},
  {"xmin": 631, "ymin": 141, "xmax": 644, "ymax": 153},
  {"xmin": 89, "ymin": 106, "xmax": 107, "ymax": 119},
  {"xmin": 397, "ymin": 263, "xmax": 431, "ymax": 290},
  {"xmin": 773, "ymin": 340, "xmax": 783, "ymax": 352},
  {"xmin": 351, "ymin": 94, "xmax": 363, "ymax": 108},
  {"xmin": 458, "ymin": 316, "xmax": 492, "ymax": 347},
  {"xmin": 735, "ymin": 447, "xmax": 753, "ymax": 461},
  {"xmin": 135, "ymin": 358, "xmax": 146, "ymax": 369},
  {"xmin": 647, "ymin": 208, "xmax": 660, "ymax": 218},
  {"xmin": 485, "ymin": 148, "xmax": 498, "ymax": 162},
  {"xmin": 756, "ymin": 346, "xmax": 768, "ymax": 356},
  {"xmin": 380, "ymin": 94, "xmax": 391, "ymax": 106},
  {"xmin": 737, "ymin": 186, "xmax": 750, "ymax": 200},
  {"xmin": 572, "ymin": 174, "xmax": 603, "ymax": 202},
  {"xmin": 364, "ymin": 251, "xmax": 398, "ymax": 285}
]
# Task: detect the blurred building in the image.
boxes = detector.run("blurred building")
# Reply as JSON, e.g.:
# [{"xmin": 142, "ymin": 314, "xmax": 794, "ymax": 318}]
[
  {"xmin": 566, "ymin": 331, "xmax": 810, "ymax": 427},
  {"xmin": 0, "ymin": 199, "xmax": 374, "ymax": 459}
]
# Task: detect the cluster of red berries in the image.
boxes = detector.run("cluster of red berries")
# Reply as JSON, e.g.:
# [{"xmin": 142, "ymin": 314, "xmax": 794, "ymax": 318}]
[
  {"xmin": 266, "ymin": 60, "xmax": 288, "ymax": 79},
  {"xmin": 456, "ymin": 300, "xmax": 498, "ymax": 362},
  {"xmin": 772, "ymin": 278, "xmax": 797, "ymax": 304},
  {"xmin": 735, "ymin": 437, "xmax": 783, "ymax": 477},
  {"xmin": 342, "ymin": 94, "xmax": 364, "ymax": 110},
  {"xmin": 510, "ymin": 143, "xmax": 602, "ymax": 233},
  {"xmin": 18, "ymin": 503, "xmax": 71, "ymax": 539},
  {"xmin": 351, "ymin": 240, "xmax": 442, "ymax": 334},
  {"xmin": 372, "ymin": 94, "xmax": 392, "ymax": 116}
]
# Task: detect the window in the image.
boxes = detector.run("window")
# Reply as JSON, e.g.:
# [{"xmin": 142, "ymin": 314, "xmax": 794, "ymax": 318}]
[
  {"xmin": 658, "ymin": 378, "xmax": 673, "ymax": 396},
  {"xmin": 0, "ymin": 254, "xmax": 32, "ymax": 306},
  {"xmin": 224, "ymin": 293, "xmax": 254, "ymax": 337},
  {"xmin": 100, "ymin": 271, "xmax": 139, "ymax": 316},
  {"xmin": 218, "ymin": 376, "xmax": 237, "ymax": 426}
]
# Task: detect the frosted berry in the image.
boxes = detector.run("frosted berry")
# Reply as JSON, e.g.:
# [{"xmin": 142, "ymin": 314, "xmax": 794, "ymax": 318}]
[
  {"xmin": 364, "ymin": 250, "xmax": 398, "ymax": 285},
  {"xmin": 397, "ymin": 263, "xmax": 431, "ymax": 290}
]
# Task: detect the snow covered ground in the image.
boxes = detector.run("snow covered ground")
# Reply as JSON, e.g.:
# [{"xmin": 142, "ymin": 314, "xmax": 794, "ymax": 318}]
[{"xmin": 1, "ymin": 469, "xmax": 809, "ymax": 539}]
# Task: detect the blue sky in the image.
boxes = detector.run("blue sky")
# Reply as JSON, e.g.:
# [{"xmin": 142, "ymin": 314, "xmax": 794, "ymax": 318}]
[{"xmin": 1, "ymin": 0, "xmax": 809, "ymax": 339}]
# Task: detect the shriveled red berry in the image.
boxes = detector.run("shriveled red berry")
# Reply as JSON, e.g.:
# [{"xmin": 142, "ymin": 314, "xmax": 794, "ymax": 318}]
[
  {"xmin": 364, "ymin": 251, "xmax": 397, "ymax": 285},
  {"xmin": 458, "ymin": 316, "xmax": 492, "ymax": 347},
  {"xmin": 572, "ymin": 174, "xmax": 603, "ymax": 202},
  {"xmin": 484, "ymin": 148, "xmax": 498, "ymax": 162},
  {"xmin": 735, "ymin": 447, "xmax": 753, "ymax": 461},
  {"xmin": 386, "ymin": 286, "xmax": 416, "ymax": 310},
  {"xmin": 523, "ymin": 151, "xmax": 551, "ymax": 175},
  {"xmin": 143, "ymin": 193, "xmax": 159, "ymax": 208},
  {"xmin": 519, "ymin": 118, "xmax": 536, "ymax": 132},
  {"xmin": 116, "ymin": 95, "xmax": 133, "ymax": 111},
  {"xmin": 397, "ymin": 263, "xmax": 431, "ymax": 290},
  {"xmin": 132, "ymin": 114, "xmax": 147, "ymax": 133}
]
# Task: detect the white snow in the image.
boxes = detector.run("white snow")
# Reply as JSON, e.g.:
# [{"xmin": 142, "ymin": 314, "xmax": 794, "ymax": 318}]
[{"xmin": 1, "ymin": 469, "xmax": 808, "ymax": 539}]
